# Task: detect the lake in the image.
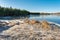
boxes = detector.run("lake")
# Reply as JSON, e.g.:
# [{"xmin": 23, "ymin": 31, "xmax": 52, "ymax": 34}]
[
  {"xmin": 29, "ymin": 15, "xmax": 60, "ymax": 24},
  {"xmin": 0, "ymin": 15, "xmax": 60, "ymax": 24}
]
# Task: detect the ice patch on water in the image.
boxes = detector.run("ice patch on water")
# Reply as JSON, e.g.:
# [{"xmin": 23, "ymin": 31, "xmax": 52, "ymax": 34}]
[{"xmin": 48, "ymin": 21, "xmax": 60, "ymax": 26}]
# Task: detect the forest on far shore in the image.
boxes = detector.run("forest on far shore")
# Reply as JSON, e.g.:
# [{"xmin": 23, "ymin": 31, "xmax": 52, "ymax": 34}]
[
  {"xmin": 0, "ymin": 6, "xmax": 30, "ymax": 16},
  {"xmin": 0, "ymin": 6, "xmax": 51, "ymax": 17}
]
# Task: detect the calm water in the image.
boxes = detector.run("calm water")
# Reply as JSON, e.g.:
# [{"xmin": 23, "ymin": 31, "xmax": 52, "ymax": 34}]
[
  {"xmin": 29, "ymin": 15, "xmax": 60, "ymax": 24},
  {"xmin": 0, "ymin": 15, "xmax": 60, "ymax": 24}
]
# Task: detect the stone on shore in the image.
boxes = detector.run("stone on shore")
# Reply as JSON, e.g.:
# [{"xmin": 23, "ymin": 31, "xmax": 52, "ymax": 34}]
[{"xmin": 41, "ymin": 21, "xmax": 51, "ymax": 30}]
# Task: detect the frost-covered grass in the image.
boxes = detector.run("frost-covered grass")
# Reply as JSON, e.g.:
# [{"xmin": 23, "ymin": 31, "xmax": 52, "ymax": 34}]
[{"xmin": 0, "ymin": 19, "xmax": 60, "ymax": 40}]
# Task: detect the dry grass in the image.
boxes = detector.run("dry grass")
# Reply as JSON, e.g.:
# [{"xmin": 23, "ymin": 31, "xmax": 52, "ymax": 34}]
[{"xmin": 0, "ymin": 19, "xmax": 60, "ymax": 40}]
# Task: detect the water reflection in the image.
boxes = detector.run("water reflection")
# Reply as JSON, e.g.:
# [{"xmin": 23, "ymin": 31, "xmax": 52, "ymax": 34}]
[{"xmin": 29, "ymin": 15, "xmax": 60, "ymax": 24}]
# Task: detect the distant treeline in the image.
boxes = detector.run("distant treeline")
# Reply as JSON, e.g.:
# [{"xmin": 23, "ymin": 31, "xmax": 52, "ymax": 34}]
[
  {"xmin": 0, "ymin": 6, "xmax": 30, "ymax": 16},
  {"xmin": 0, "ymin": 6, "xmax": 51, "ymax": 17},
  {"xmin": 40, "ymin": 13, "xmax": 51, "ymax": 15}
]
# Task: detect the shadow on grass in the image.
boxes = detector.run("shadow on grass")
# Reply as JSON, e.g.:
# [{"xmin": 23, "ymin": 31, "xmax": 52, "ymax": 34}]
[{"xmin": 0, "ymin": 26, "xmax": 11, "ymax": 32}]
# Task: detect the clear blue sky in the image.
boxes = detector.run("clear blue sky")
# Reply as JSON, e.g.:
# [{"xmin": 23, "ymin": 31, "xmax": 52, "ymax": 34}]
[{"xmin": 0, "ymin": 0, "xmax": 60, "ymax": 13}]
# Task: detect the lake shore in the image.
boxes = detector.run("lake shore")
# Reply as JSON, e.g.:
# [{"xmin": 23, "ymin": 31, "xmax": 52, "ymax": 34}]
[{"xmin": 0, "ymin": 19, "xmax": 60, "ymax": 40}]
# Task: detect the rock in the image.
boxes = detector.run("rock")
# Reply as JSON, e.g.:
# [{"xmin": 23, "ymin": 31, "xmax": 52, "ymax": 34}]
[
  {"xmin": 8, "ymin": 21, "xmax": 16, "ymax": 27},
  {"xmin": 29, "ymin": 20, "xmax": 40, "ymax": 24},
  {"xmin": 24, "ymin": 19, "xmax": 30, "ymax": 23},
  {"xmin": 24, "ymin": 19, "xmax": 40, "ymax": 24},
  {"xmin": 0, "ymin": 22, "xmax": 8, "ymax": 27},
  {"xmin": 41, "ymin": 21, "xmax": 51, "ymax": 30},
  {"xmin": 19, "ymin": 20, "xmax": 24, "ymax": 24}
]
